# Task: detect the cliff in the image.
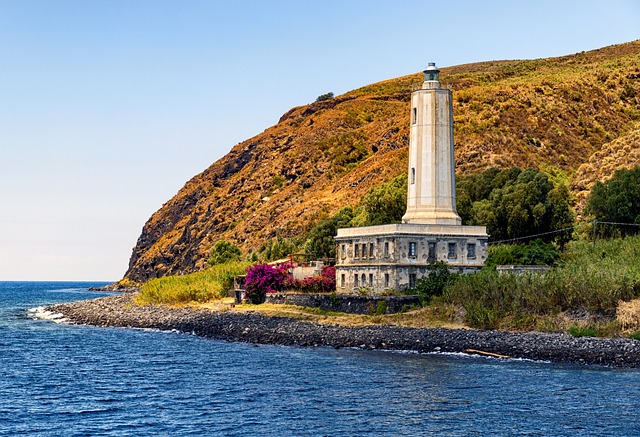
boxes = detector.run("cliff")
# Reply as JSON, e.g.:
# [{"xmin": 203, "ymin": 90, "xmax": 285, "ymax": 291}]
[{"xmin": 124, "ymin": 40, "xmax": 640, "ymax": 282}]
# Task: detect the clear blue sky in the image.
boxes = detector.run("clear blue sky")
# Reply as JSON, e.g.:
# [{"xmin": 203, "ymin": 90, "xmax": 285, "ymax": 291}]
[{"xmin": 0, "ymin": 0, "xmax": 638, "ymax": 281}]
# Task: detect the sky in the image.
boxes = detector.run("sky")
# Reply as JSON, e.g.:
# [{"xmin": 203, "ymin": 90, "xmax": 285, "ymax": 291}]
[{"xmin": 0, "ymin": 0, "xmax": 638, "ymax": 281}]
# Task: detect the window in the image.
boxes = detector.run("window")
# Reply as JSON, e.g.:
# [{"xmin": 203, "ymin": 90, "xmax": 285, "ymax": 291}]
[
  {"xmin": 361, "ymin": 273, "xmax": 366, "ymax": 285},
  {"xmin": 354, "ymin": 244, "xmax": 360, "ymax": 258},
  {"xmin": 448, "ymin": 242, "xmax": 457, "ymax": 259},
  {"xmin": 341, "ymin": 274, "xmax": 345, "ymax": 287},
  {"xmin": 428, "ymin": 242, "xmax": 436, "ymax": 262},
  {"xmin": 409, "ymin": 273, "xmax": 416, "ymax": 289},
  {"xmin": 354, "ymin": 274, "xmax": 359, "ymax": 288},
  {"xmin": 384, "ymin": 242, "xmax": 389, "ymax": 257},
  {"xmin": 341, "ymin": 244, "xmax": 346, "ymax": 259},
  {"xmin": 369, "ymin": 273, "xmax": 374, "ymax": 286},
  {"xmin": 409, "ymin": 242, "xmax": 417, "ymax": 258},
  {"xmin": 369, "ymin": 243, "xmax": 374, "ymax": 258},
  {"xmin": 467, "ymin": 243, "xmax": 476, "ymax": 259},
  {"xmin": 411, "ymin": 168, "xmax": 416, "ymax": 185},
  {"xmin": 412, "ymin": 107, "xmax": 417, "ymax": 124},
  {"xmin": 384, "ymin": 273, "xmax": 390, "ymax": 288}
]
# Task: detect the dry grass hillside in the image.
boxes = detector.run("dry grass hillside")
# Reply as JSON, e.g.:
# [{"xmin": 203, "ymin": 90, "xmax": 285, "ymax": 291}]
[{"xmin": 124, "ymin": 40, "xmax": 640, "ymax": 283}]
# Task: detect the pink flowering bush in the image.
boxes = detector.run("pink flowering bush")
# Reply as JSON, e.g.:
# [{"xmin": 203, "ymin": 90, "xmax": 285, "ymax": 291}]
[
  {"xmin": 286, "ymin": 266, "xmax": 336, "ymax": 293},
  {"xmin": 244, "ymin": 262, "xmax": 291, "ymax": 304}
]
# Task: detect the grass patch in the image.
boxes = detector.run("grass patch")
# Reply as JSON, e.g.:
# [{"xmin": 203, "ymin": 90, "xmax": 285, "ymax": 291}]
[{"xmin": 134, "ymin": 261, "xmax": 252, "ymax": 305}]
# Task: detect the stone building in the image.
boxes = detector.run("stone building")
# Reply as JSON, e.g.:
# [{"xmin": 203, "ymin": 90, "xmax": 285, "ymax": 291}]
[{"xmin": 335, "ymin": 63, "xmax": 488, "ymax": 294}]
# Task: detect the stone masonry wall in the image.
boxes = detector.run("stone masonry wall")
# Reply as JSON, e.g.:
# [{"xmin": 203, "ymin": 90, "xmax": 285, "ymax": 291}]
[{"xmin": 265, "ymin": 293, "xmax": 420, "ymax": 315}]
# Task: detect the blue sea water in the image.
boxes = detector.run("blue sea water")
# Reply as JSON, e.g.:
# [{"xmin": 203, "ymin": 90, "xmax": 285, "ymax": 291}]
[{"xmin": 2, "ymin": 282, "xmax": 640, "ymax": 436}]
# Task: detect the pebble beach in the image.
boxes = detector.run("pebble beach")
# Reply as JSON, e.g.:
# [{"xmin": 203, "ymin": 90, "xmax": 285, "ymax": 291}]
[{"xmin": 47, "ymin": 293, "xmax": 640, "ymax": 368}]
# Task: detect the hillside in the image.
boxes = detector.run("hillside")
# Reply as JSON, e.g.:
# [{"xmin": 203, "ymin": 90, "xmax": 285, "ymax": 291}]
[{"xmin": 124, "ymin": 41, "xmax": 640, "ymax": 283}]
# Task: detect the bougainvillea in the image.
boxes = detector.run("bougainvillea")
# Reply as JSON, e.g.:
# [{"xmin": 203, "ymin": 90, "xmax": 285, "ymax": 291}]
[
  {"xmin": 285, "ymin": 265, "xmax": 336, "ymax": 293},
  {"xmin": 244, "ymin": 262, "xmax": 291, "ymax": 304}
]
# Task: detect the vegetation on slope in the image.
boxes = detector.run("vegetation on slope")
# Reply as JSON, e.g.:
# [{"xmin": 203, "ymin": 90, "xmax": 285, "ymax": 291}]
[{"xmin": 124, "ymin": 40, "xmax": 640, "ymax": 283}]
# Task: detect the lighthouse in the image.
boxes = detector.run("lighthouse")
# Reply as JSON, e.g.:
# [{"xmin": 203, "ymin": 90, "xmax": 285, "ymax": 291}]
[
  {"xmin": 402, "ymin": 62, "xmax": 461, "ymax": 225},
  {"xmin": 334, "ymin": 62, "xmax": 488, "ymax": 295}
]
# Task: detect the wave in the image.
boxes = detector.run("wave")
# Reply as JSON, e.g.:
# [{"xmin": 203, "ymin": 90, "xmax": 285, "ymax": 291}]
[{"xmin": 27, "ymin": 306, "xmax": 68, "ymax": 324}]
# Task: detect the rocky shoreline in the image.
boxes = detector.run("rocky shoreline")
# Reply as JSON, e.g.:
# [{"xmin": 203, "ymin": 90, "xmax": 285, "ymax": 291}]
[{"xmin": 45, "ymin": 293, "xmax": 640, "ymax": 368}]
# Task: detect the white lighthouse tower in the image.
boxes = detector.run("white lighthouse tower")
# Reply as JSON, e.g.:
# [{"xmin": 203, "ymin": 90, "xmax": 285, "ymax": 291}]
[
  {"xmin": 403, "ymin": 62, "xmax": 461, "ymax": 225},
  {"xmin": 334, "ymin": 62, "xmax": 488, "ymax": 295}
]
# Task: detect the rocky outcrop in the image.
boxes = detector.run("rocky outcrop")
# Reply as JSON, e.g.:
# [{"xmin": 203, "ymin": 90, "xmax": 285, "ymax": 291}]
[{"xmin": 47, "ymin": 294, "xmax": 640, "ymax": 368}]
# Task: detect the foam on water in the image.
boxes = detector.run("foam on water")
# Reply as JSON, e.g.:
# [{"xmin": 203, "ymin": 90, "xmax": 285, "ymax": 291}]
[{"xmin": 27, "ymin": 306, "xmax": 68, "ymax": 323}]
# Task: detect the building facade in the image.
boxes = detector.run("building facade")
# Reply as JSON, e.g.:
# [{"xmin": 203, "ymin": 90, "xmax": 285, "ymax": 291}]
[{"xmin": 335, "ymin": 63, "xmax": 489, "ymax": 295}]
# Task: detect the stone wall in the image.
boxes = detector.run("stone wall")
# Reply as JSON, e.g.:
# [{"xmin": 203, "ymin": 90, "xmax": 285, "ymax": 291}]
[{"xmin": 265, "ymin": 293, "xmax": 420, "ymax": 315}]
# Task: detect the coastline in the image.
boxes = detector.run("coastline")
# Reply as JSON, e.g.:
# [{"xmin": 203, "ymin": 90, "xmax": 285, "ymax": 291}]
[{"xmin": 46, "ymin": 293, "xmax": 640, "ymax": 368}]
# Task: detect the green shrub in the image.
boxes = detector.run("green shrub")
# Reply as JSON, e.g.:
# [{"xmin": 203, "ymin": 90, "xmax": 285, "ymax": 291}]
[
  {"xmin": 568, "ymin": 326, "xmax": 599, "ymax": 337},
  {"xmin": 304, "ymin": 207, "xmax": 355, "ymax": 258},
  {"xmin": 414, "ymin": 261, "xmax": 457, "ymax": 305},
  {"xmin": 628, "ymin": 332, "xmax": 640, "ymax": 340},
  {"xmin": 357, "ymin": 286, "xmax": 372, "ymax": 297},
  {"xmin": 316, "ymin": 92, "xmax": 334, "ymax": 102},
  {"xmin": 258, "ymin": 235, "xmax": 300, "ymax": 262},
  {"xmin": 376, "ymin": 300, "xmax": 387, "ymax": 315},
  {"xmin": 486, "ymin": 239, "xmax": 560, "ymax": 267}
]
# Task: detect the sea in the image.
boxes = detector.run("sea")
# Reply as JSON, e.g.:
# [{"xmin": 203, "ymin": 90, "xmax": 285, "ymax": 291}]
[{"xmin": 2, "ymin": 282, "xmax": 640, "ymax": 436}]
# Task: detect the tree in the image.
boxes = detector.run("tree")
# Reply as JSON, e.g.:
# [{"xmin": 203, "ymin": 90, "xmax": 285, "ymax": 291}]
[
  {"xmin": 465, "ymin": 167, "xmax": 574, "ymax": 245},
  {"xmin": 207, "ymin": 240, "xmax": 241, "ymax": 266},
  {"xmin": 304, "ymin": 207, "xmax": 354, "ymax": 258},
  {"xmin": 363, "ymin": 173, "xmax": 407, "ymax": 225},
  {"xmin": 316, "ymin": 92, "xmax": 334, "ymax": 102},
  {"xmin": 586, "ymin": 167, "xmax": 640, "ymax": 237},
  {"xmin": 546, "ymin": 183, "xmax": 575, "ymax": 249},
  {"xmin": 260, "ymin": 235, "xmax": 298, "ymax": 261}
]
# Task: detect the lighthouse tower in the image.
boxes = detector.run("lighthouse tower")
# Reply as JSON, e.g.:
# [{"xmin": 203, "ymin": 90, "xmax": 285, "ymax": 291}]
[
  {"xmin": 334, "ymin": 62, "xmax": 488, "ymax": 295},
  {"xmin": 402, "ymin": 62, "xmax": 461, "ymax": 225}
]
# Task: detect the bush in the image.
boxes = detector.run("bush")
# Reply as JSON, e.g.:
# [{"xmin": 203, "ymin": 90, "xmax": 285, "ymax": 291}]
[
  {"xmin": 486, "ymin": 239, "xmax": 560, "ymax": 267},
  {"xmin": 568, "ymin": 326, "xmax": 599, "ymax": 338},
  {"xmin": 244, "ymin": 263, "xmax": 290, "ymax": 304},
  {"xmin": 414, "ymin": 261, "xmax": 457, "ymax": 305},
  {"xmin": 316, "ymin": 92, "xmax": 334, "ymax": 102}
]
